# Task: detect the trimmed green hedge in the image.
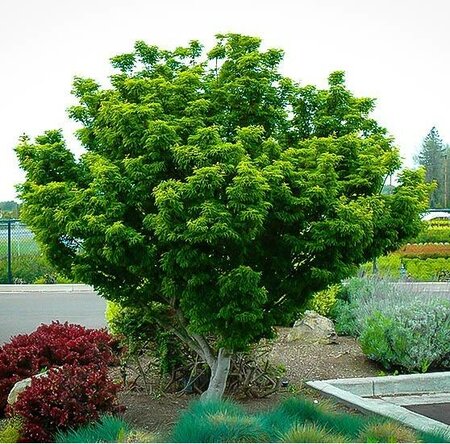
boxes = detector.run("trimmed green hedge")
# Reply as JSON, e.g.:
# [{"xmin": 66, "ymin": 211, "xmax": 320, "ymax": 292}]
[{"xmin": 360, "ymin": 253, "xmax": 450, "ymax": 281}]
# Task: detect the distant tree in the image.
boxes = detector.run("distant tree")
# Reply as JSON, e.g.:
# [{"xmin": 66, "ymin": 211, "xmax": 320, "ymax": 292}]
[
  {"xmin": 445, "ymin": 144, "xmax": 450, "ymax": 208},
  {"xmin": 417, "ymin": 127, "xmax": 446, "ymax": 208},
  {"xmin": 16, "ymin": 34, "xmax": 430, "ymax": 400},
  {"xmin": 0, "ymin": 201, "xmax": 20, "ymax": 219},
  {"xmin": 381, "ymin": 184, "xmax": 395, "ymax": 195}
]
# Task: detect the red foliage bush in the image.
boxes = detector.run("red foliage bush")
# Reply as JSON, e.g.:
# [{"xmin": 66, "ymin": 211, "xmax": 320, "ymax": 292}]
[
  {"xmin": 0, "ymin": 322, "xmax": 120, "ymax": 415},
  {"xmin": 8, "ymin": 364, "xmax": 123, "ymax": 442}
]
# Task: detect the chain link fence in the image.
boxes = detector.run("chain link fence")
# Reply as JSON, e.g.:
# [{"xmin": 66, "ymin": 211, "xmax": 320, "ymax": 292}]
[{"xmin": 0, "ymin": 220, "xmax": 57, "ymax": 284}]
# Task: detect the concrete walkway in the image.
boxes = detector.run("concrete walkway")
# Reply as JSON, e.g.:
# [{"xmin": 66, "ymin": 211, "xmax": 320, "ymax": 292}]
[{"xmin": 307, "ymin": 372, "xmax": 450, "ymax": 436}]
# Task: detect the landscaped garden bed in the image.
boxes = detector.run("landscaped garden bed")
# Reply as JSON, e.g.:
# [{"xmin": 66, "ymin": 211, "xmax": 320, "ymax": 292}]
[{"xmin": 1, "ymin": 316, "xmax": 449, "ymax": 442}]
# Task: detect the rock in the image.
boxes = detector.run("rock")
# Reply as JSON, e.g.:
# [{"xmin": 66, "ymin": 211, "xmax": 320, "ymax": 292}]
[
  {"xmin": 287, "ymin": 310, "xmax": 338, "ymax": 344},
  {"xmin": 7, "ymin": 370, "xmax": 50, "ymax": 405}
]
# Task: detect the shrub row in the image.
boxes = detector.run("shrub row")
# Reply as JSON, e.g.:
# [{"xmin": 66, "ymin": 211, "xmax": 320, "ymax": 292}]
[
  {"xmin": 331, "ymin": 277, "xmax": 450, "ymax": 373},
  {"xmin": 360, "ymin": 253, "xmax": 450, "ymax": 281},
  {"xmin": 398, "ymin": 243, "xmax": 450, "ymax": 259},
  {"xmin": 412, "ymin": 226, "xmax": 450, "ymax": 244},
  {"xmin": 0, "ymin": 322, "xmax": 122, "ymax": 442},
  {"xmin": 427, "ymin": 218, "xmax": 450, "ymax": 227}
]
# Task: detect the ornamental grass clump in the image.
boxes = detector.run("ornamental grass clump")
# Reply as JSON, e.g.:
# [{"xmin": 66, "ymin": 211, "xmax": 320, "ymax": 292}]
[
  {"xmin": 278, "ymin": 424, "xmax": 348, "ymax": 443},
  {"xmin": 54, "ymin": 415, "xmax": 147, "ymax": 443},
  {"xmin": 358, "ymin": 421, "xmax": 422, "ymax": 443},
  {"xmin": 168, "ymin": 397, "xmax": 449, "ymax": 443},
  {"xmin": 170, "ymin": 399, "xmax": 270, "ymax": 443}
]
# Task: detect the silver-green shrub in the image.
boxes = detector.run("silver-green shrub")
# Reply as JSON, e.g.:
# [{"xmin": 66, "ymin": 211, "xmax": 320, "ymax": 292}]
[{"xmin": 333, "ymin": 277, "xmax": 450, "ymax": 372}]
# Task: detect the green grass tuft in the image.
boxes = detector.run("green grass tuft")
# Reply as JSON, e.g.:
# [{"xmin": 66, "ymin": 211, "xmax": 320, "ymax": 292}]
[
  {"xmin": 0, "ymin": 417, "xmax": 23, "ymax": 443},
  {"xmin": 278, "ymin": 423, "xmax": 348, "ymax": 443},
  {"xmin": 168, "ymin": 397, "xmax": 448, "ymax": 443},
  {"xmin": 358, "ymin": 421, "xmax": 419, "ymax": 443},
  {"xmin": 54, "ymin": 415, "xmax": 130, "ymax": 443},
  {"xmin": 170, "ymin": 399, "xmax": 270, "ymax": 443}
]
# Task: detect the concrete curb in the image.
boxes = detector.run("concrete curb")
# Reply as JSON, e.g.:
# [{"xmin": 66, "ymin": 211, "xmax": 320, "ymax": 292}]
[
  {"xmin": 0, "ymin": 284, "xmax": 94, "ymax": 293},
  {"xmin": 307, "ymin": 372, "xmax": 450, "ymax": 437}
]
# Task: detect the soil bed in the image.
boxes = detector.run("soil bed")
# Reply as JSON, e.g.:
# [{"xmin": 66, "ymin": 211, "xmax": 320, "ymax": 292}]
[{"xmin": 119, "ymin": 333, "xmax": 381, "ymax": 434}]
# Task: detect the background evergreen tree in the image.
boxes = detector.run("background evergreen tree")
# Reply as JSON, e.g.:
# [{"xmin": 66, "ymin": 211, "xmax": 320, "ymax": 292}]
[
  {"xmin": 445, "ymin": 144, "xmax": 450, "ymax": 208},
  {"xmin": 418, "ymin": 127, "xmax": 446, "ymax": 208}
]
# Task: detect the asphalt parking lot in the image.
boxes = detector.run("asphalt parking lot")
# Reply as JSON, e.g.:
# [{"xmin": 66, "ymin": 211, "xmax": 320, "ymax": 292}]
[{"xmin": 0, "ymin": 285, "xmax": 106, "ymax": 344}]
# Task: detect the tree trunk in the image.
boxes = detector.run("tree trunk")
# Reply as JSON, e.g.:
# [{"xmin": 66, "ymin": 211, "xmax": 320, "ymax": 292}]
[
  {"xmin": 200, "ymin": 348, "xmax": 231, "ymax": 401},
  {"xmin": 372, "ymin": 256, "xmax": 378, "ymax": 274}
]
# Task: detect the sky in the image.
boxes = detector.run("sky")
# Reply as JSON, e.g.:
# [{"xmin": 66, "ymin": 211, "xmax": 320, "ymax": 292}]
[{"xmin": 1, "ymin": 0, "xmax": 449, "ymax": 201}]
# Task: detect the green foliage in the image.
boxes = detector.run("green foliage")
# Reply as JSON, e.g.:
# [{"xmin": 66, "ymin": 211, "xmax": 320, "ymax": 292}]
[
  {"xmin": 169, "ymin": 397, "xmax": 443, "ymax": 443},
  {"xmin": 412, "ymin": 224, "xmax": 450, "ymax": 243},
  {"xmin": 16, "ymin": 34, "xmax": 431, "ymax": 396},
  {"xmin": 358, "ymin": 422, "xmax": 419, "ymax": 443},
  {"xmin": 333, "ymin": 277, "xmax": 450, "ymax": 372},
  {"xmin": 417, "ymin": 127, "xmax": 449, "ymax": 208},
  {"xmin": 0, "ymin": 254, "xmax": 62, "ymax": 284},
  {"xmin": 428, "ymin": 218, "xmax": 450, "ymax": 227},
  {"xmin": 307, "ymin": 284, "xmax": 340, "ymax": 316},
  {"xmin": 403, "ymin": 257, "xmax": 450, "ymax": 280},
  {"xmin": 331, "ymin": 299, "xmax": 360, "ymax": 336},
  {"xmin": 0, "ymin": 201, "xmax": 20, "ymax": 219},
  {"xmin": 360, "ymin": 253, "xmax": 450, "ymax": 281},
  {"xmin": 278, "ymin": 424, "xmax": 348, "ymax": 443},
  {"xmin": 359, "ymin": 312, "xmax": 397, "ymax": 369},
  {"xmin": 105, "ymin": 301, "xmax": 185, "ymax": 376},
  {"xmin": 0, "ymin": 417, "xmax": 22, "ymax": 443},
  {"xmin": 331, "ymin": 277, "xmax": 379, "ymax": 335},
  {"xmin": 360, "ymin": 299, "xmax": 450, "ymax": 372},
  {"xmin": 55, "ymin": 415, "xmax": 130, "ymax": 443},
  {"xmin": 170, "ymin": 399, "xmax": 269, "ymax": 443}
]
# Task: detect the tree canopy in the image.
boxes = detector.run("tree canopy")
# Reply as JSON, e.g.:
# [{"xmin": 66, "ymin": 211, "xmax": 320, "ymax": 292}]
[
  {"xmin": 16, "ymin": 34, "xmax": 430, "ymax": 399},
  {"xmin": 417, "ymin": 127, "xmax": 449, "ymax": 208}
]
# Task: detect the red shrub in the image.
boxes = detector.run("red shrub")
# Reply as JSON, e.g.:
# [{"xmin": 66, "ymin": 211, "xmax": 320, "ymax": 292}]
[
  {"xmin": 8, "ymin": 364, "xmax": 123, "ymax": 442},
  {"xmin": 0, "ymin": 322, "xmax": 120, "ymax": 415}
]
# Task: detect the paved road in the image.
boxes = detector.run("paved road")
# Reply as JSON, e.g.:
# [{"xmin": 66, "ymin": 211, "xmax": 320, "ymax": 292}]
[{"xmin": 0, "ymin": 285, "xmax": 106, "ymax": 345}]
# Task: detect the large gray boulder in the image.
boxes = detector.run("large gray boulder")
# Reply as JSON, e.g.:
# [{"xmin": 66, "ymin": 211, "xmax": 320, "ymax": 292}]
[
  {"xmin": 7, "ymin": 370, "xmax": 50, "ymax": 405},
  {"xmin": 287, "ymin": 310, "xmax": 338, "ymax": 344}
]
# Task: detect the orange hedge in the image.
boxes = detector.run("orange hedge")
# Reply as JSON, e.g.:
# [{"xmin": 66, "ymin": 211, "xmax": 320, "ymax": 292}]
[{"xmin": 398, "ymin": 243, "xmax": 450, "ymax": 258}]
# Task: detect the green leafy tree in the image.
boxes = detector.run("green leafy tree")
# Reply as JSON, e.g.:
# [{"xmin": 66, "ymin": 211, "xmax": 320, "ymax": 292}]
[
  {"xmin": 417, "ymin": 127, "xmax": 446, "ymax": 208},
  {"xmin": 16, "ymin": 34, "xmax": 430, "ymax": 400}
]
